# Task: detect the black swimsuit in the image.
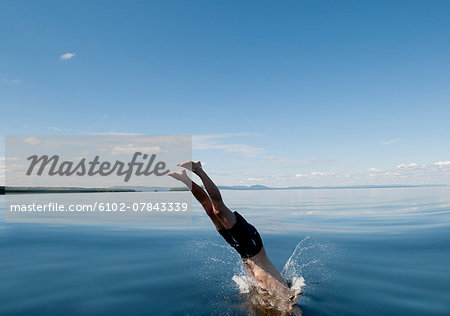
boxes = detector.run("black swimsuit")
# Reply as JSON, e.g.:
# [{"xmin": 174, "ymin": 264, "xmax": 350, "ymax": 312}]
[{"xmin": 218, "ymin": 211, "xmax": 263, "ymax": 259}]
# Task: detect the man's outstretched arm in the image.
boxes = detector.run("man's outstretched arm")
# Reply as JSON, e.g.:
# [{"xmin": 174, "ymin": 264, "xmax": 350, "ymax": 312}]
[
  {"xmin": 177, "ymin": 161, "xmax": 236, "ymax": 229},
  {"xmin": 167, "ymin": 169, "xmax": 223, "ymax": 230}
]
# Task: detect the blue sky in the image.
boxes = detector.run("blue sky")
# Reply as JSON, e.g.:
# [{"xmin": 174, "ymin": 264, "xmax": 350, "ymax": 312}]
[{"xmin": 1, "ymin": 0, "xmax": 449, "ymax": 186}]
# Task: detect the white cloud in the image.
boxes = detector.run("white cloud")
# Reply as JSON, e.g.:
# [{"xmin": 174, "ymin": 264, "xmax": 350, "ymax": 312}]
[
  {"xmin": 311, "ymin": 171, "xmax": 335, "ymax": 177},
  {"xmin": 271, "ymin": 174, "xmax": 290, "ymax": 181},
  {"xmin": 96, "ymin": 132, "xmax": 142, "ymax": 136},
  {"xmin": 223, "ymin": 158, "xmax": 450, "ymax": 187},
  {"xmin": 381, "ymin": 138, "xmax": 400, "ymax": 145},
  {"xmin": 397, "ymin": 162, "xmax": 420, "ymax": 169},
  {"xmin": 22, "ymin": 136, "xmax": 41, "ymax": 146},
  {"xmin": 288, "ymin": 159, "xmax": 450, "ymax": 186},
  {"xmin": 244, "ymin": 177, "xmax": 263, "ymax": 182},
  {"xmin": 361, "ymin": 160, "xmax": 450, "ymax": 182},
  {"xmin": 0, "ymin": 157, "xmax": 5, "ymax": 185},
  {"xmin": 110, "ymin": 144, "xmax": 163, "ymax": 156},
  {"xmin": 434, "ymin": 161, "xmax": 450, "ymax": 167},
  {"xmin": 193, "ymin": 133, "xmax": 264, "ymax": 158},
  {"xmin": 295, "ymin": 171, "xmax": 335, "ymax": 178},
  {"xmin": 47, "ymin": 126, "xmax": 72, "ymax": 133},
  {"xmin": 60, "ymin": 52, "xmax": 76, "ymax": 60},
  {"xmin": 0, "ymin": 157, "xmax": 20, "ymax": 163}
]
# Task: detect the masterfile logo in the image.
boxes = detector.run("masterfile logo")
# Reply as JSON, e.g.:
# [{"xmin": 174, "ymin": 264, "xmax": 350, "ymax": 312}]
[
  {"xmin": 4, "ymin": 135, "xmax": 192, "ymax": 224},
  {"xmin": 6, "ymin": 135, "xmax": 191, "ymax": 187},
  {"xmin": 26, "ymin": 152, "xmax": 170, "ymax": 182}
]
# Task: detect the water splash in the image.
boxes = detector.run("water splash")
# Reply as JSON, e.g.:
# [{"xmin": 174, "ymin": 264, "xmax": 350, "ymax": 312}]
[
  {"xmin": 282, "ymin": 236, "xmax": 332, "ymax": 288},
  {"xmin": 229, "ymin": 238, "xmax": 313, "ymax": 315},
  {"xmin": 280, "ymin": 236, "xmax": 312, "ymax": 295},
  {"xmin": 189, "ymin": 235, "xmax": 331, "ymax": 314},
  {"xmin": 231, "ymin": 235, "xmax": 331, "ymax": 300},
  {"xmin": 232, "ymin": 274, "xmax": 250, "ymax": 294}
]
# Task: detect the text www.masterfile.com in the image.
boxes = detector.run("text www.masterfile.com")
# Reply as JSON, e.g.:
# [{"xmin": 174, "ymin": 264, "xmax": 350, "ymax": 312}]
[{"xmin": 9, "ymin": 202, "xmax": 189, "ymax": 213}]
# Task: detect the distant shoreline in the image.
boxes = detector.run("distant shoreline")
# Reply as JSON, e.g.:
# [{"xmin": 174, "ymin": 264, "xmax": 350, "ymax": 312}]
[
  {"xmin": 217, "ymin": 184, "xmax": 448, "ymax": 191},
  {"xmin": 0, "ymin": 186, "xmax": 135, "ymax": 195},
  {"xmin": 0, "ymin": 184, "xmax": 446, "ymax": 195}
]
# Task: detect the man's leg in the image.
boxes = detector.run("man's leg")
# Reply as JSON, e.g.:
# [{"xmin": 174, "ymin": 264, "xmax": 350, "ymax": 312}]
[
  {"xmin": 167, "ymin": 169, "xmax": 224, "ymax": 230},
  {"xmin": 177, "ymin": 161, "xmax": 236, "ymax": 229}
]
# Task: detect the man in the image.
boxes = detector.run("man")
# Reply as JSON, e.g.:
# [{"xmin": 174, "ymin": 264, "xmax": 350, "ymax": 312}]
[{"xmin": 168, "ymin": 161, "xmax": 299, "ymax": 313}]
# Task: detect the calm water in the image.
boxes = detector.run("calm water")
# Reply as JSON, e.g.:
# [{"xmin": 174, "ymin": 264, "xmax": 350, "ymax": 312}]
[{"xmin": 1, "ymin": 187, "xmax": 450, "ymax": 315}]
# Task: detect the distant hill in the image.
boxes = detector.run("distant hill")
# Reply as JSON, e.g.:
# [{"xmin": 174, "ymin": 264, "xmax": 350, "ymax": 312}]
[
  {"xmin": 218, "ymin": 185, "xmax": 273, "ymax": 190},
  {"xmin": 109, "ymin": 186, "xmax": 175, "ymax": 192},
  {"xmin": 112, "ymin": 183, "xmax": 447, "ymax": 192},
  {"xmin": 2, "ymin": 186, "xmax": 135, "ymax": 195},
  {"xmin": 1, "ymin": 184, "xmax": 445, "ymax": 195},
  {"xmin": 216, "ymin": 184, "xmax": 447, "ymax": 190}
]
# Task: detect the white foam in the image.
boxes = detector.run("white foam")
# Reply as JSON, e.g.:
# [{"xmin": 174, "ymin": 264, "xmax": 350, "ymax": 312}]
[
  {"xmin": 290, "ymin": 276, "xmax": 305, "ymax": 292},
  {"xmin": 231, "ymin": 238, "xmax": 310, "ymax": 297},
  {"xmin": 232, "ymin": 274, "xmax": 250, "ymax": 293}
]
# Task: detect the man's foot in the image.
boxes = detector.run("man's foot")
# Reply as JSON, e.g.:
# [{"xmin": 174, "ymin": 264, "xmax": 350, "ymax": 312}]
[
  {"xmin": 177, "ymin": 160, "xmax": 202, "ymax": 173},
  {"xmin": 167, "ymin": 169, "xmax": 190, "ymax": 183}
]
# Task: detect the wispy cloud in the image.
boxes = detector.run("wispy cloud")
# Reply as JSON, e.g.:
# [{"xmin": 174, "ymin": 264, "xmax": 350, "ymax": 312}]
[
  {"xmin": 60, "ymin": 52, "xmax": 76, "ymax": 60},
  {"xmin": 0, "ymin": 159, "xmax": 4, "ymax": 185},
  {"xmin": 295, "ymin": 171, "xmax": 336, "ymax": 178},
  {"xmin": 276, "ymin": 159, "xmax": 450, "ymax": 186},
  {"xmin": 95, "ymin": 132, "xmax": 142, "ymax": 136},
  {"xmin": 47, "ymin": 126, "xmax": 72, "ymax": 133},
  {"xmin": 0, "ymin": 157, "xmax": 21, "ymax": 185},
  {"xmin": 381, "ymin": 138, "xmax": 400, "ymax": 145},
  {"xmin": 22, "ymin": 136, "xmax": 41, "ymax": 146},
  {"xmin": 2, "ymin": 79, "xmax": 21, "ymax": 84},
  {"xmin": 434, "ymin": 161, "xmax": 450, "ymax": 167},
  {"xmin": 110, "ymin": 144, "xmax": 163, "ymax": 156},
  {"xmin": 397, "ymin": 162, "xmax": 420, "ymax": 169},
  {"xmin": 193, "ymin": 133, "xmax": 264, "ymax": 158},
  {"xmin": 358, "ymin": 160, "xmax": 450, "ymax": 182},
  {"xmin": 239, "ymin": 177, "xmax": 263, "ymax": 184}
]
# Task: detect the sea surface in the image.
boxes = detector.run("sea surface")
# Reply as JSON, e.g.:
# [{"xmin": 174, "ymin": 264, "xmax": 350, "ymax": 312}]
[{"xmin": 1, "ymin": 187, "xmax": 449, "ymax": 315}]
